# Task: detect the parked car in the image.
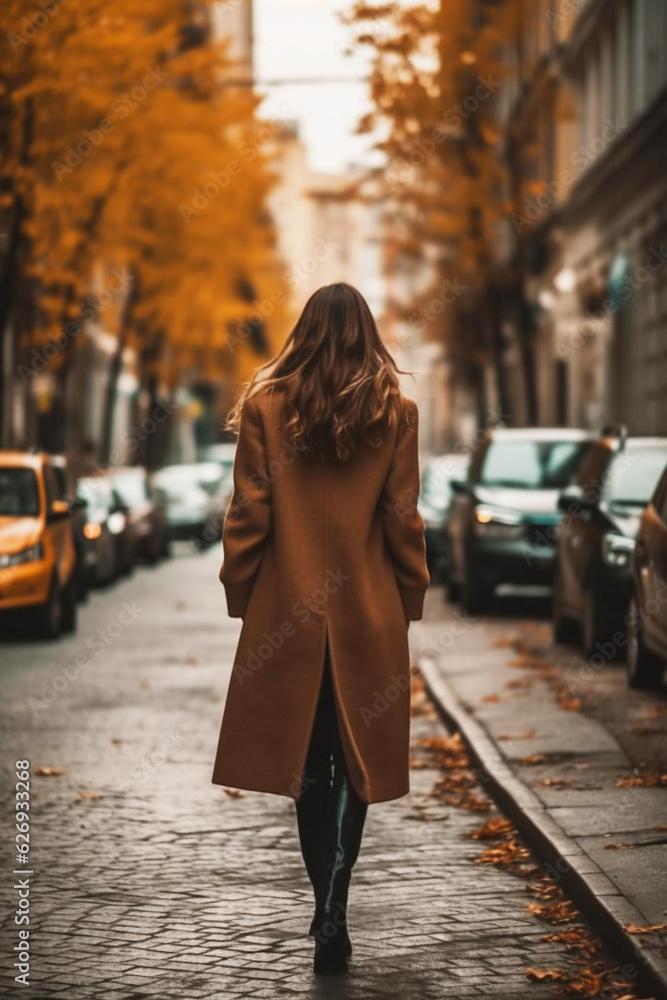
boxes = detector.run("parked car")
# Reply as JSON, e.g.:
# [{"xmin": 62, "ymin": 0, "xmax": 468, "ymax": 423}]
[
  {"xmin": 0, "ymin": 450, "xmax": 77, "ymax": 638},
  {"xmin": 552, "ymin": 434, "xmax": 667, "ymax": 655},
  {"xmin": 446, "ymin": 428, "xmax": 594, "ymax": 613},
  {"xmin": 48, "ymin": 454, "xmax": 90, "ymax": 601},
  {"xmin": 76, "ymin": 476, "xmax": 136, "ymax": 583},
  {"xmin": 153, "ymin": 462, "xmax": 229, "ymax": 546},
  {"xmin": 111, "ymin": 467, "xmax": 170, "ymax": 564},
  {"xmin": 202, "ymin": 442, "xmax": 236, "ymax": 483},
  {"xmin": 626, "ymin": 460, "xmax": 667, "ymax": 688},
  {"xmin": 418, "ymin": 453, "xmax": 469, "ymax": 583}
]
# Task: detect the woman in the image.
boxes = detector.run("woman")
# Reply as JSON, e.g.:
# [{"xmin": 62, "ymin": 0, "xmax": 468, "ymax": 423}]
[{"xmin": 212, "ymin": 282, "xmax": 429, "ymax": 975}]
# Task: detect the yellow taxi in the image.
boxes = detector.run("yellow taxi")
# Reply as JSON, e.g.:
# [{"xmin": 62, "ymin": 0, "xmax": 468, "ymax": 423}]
[{"xmin": 0, "ymin": 450, "xmax": 77, "ymax": 638}]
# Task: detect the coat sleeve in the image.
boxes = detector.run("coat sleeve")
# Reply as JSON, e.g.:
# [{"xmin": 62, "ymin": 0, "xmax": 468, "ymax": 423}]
[
  {"xmin": 219, "ymin": 396, "xmax": 272, "ymax": 618},
  {"xmin": 380, "ymin": 398, "xmax": 430, "ymax": 620}
]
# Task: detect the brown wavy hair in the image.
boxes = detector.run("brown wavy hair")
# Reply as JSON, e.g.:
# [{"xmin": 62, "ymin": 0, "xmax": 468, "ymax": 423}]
[{"xmin": 227, "ymin": 283, "xmax": 408, "ymax": 462}]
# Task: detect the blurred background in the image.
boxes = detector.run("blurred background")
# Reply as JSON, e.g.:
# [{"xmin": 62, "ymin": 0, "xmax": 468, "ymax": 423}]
[{"xmin": 1, "ymin": 0, "xmax": 667, "ymax": 652}]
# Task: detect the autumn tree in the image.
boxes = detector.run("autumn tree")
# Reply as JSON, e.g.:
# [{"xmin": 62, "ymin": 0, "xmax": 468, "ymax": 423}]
[
  {"xmin": 0, "ymin": 0, "xmax": 285, "ymax": 456},
  {"xmin": 346, "ymin": 0, "xmax": 545, "ymax": 424}
]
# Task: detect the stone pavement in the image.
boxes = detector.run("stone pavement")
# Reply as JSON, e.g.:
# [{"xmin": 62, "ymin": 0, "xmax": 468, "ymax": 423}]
[
  {"xmin": 0, "ymin": 548, "xmax": 655, "ymax": 998},
  {"xmin": 414, "ymin": 587, "xmax": 667, "ymax": 1000}
]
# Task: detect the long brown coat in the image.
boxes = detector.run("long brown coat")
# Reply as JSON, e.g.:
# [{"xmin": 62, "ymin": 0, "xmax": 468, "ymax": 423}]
[{"xmin": 211, "ymin": 388, "xmax": 429, "ymax": 804}]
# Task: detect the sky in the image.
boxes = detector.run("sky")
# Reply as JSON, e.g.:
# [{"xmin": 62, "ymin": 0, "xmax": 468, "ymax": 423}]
[{"xmin": 253, "ymin": 0, "xmax": 380, "ymax": 173}]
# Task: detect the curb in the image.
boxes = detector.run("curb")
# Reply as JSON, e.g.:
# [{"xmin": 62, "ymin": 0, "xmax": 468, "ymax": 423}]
[{"xmin": 418, "ymin": 655, "xmax": 667, "ymax": 1000}]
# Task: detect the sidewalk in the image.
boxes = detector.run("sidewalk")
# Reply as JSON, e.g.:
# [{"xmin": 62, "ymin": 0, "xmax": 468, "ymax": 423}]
[{"xmin": 414, "ymin": 591, "xmax": 667, "ymax": 1000}]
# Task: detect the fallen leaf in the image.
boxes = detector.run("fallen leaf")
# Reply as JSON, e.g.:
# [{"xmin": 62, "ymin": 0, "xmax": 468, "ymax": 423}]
[
  {"xmin": 604, "ymin": 843, "xmax": 636, "ymax": 850},
  {"xmin": 616, "ymin": 773, "xmax": 667, "ymax": 788},
  {"xmin": 508, "ymin": 654, "xmax": 552, "ymax": 670},
  {"xmin": 625, "ymin": 922, "xmax": 667, "ymax": 934},
  {"xmin": 525, "ymin": 967, "xmax": 565, "ymax": 982},
  {"xmin": 469, "ymin": 817, "xmax": 515, "ymax": 840},
  {"xmin": 498, "ymin": 729, "xmax": 536, "ymax": 741},
  {"xmin": 505, "ymin": 677, "xmax": 533, "ymax": 689},
  {"xmin": 476, "ymin": 838, "xmax": 531, "ymax": 869},
  {"xmin": 646, "ymin": 704, "xmax": 663, "ymax": 719},
  {"xmin": 111, "ymin": 737, "xmax": 122, "ymax": 745},
  {"xmin": 492, "ymin": 636, "xmax": 519, "ymax": 648},
  {"xmin": 574, "ymin": 761, "xmax": 591, "ymax": 769},
  {"xmin": 520, "ymin": 754, "xmax": 547, "ymax": 765},
  {"xmin": 481, "ymin": 693, "xmax": 502, "ymax": 703},
  {"xmin": 138, "ymin": 680, "xmax": 150, "ymax": 690},
  {"xmin": 79, "ymin": 790, "xmax": 101, "ymax": 799},
  {"xmin": 527, "ymin": 899, "xmax": 577, "ymax": 923},
  {"xmin": 185, "ymin": 656, "xmax": 200, "ymax": 665},
  {"xmin": 537, "ymin": 778, "xmax": 573, "ymax": 787},
  {"xmin": 559, "ymin": 697, "xmax": 582, "ymax": 711},
  {"xmin": 34, "ymin": 766, "xmax": 67, "ymax": 776},
  {"xmin": 223, "ymin": 787, "xmax": 245, "ymax": 798},
  {"xmin": 630, "ymin": 725, "xmax": 667, "ymax": 737}
]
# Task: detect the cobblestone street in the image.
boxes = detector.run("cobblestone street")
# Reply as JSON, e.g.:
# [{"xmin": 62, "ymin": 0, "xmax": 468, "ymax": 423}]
[{"xmin": 1, "ymin": 548, "xmax": 635, "ymax": 999}]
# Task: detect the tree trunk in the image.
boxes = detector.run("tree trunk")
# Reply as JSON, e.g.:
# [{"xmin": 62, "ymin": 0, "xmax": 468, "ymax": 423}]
[
  {"xmin": 516, "ymin": 297, "xmax": 538, "ymax": 426},
  {"xmin": 99, "ymin": 277, "xmax": 138, "ymax": 465}
]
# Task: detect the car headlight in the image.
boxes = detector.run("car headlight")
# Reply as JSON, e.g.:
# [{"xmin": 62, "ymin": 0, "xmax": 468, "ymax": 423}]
[
  {"xmin": 0, "ymin": 542, "xmax": 44, "ymax": 567},
  {"xmin": 473, "ymin": 505, "xmax": 524, "ymax": 539},
  {"xmin": 602, "ymin": 533, "xmax": 634, "ymax": 568},
  {"xmin": 107, "ymin": 511, "xmax": 126, "ymax": 535}
]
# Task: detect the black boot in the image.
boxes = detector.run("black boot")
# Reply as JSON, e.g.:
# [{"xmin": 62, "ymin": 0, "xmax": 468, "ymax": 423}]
[
  {"xmin": 312, "ymin": 759, "xmax": 367, "ymax": 975},
  {"xmin": 296, "ymin": 749, "xmax": 353, "ymax": 956}
]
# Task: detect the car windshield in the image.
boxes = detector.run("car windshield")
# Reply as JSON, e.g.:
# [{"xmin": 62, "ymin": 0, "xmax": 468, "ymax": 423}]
[
  {"xmin": 604, "ymin": 447, "xmax": 667, "ymax": 507},
  {"xmin": 0, "ymin": 468, "xmax": 40, "ymax": 517},
  {"xmin": 114, "ymin": 474, "xmax": 149, "ymax": 507},
  {"xmin": 421, "ymin": 460, "xmax": 467, "ymax": 514},
  {"xmin": 479, "ymin": 440, "xmax": 590, "ymax": 490},
  {"xmin": 157, "ymin": 465, "xmax": 223, "ymax": 493}
]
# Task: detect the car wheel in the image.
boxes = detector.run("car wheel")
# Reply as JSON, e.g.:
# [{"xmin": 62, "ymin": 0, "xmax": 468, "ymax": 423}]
[
  {"xmin": 552, "ymin": 566, "xmax": 578, "ymax": 645},
  {"xmin": 61, "ymin": 574, "xmax": 78, "ymax": 634},
  {"xmin": 35, "ymin": 575, "xmax": 63, "ymax": 640},
  {"xmin": 147, "ymin": 535, "xmax": 161, "ymax": 565},
  {"xmin": 462, "ymin": 560, "xmax": 494, "ymax": 615},
  {"xmin": 626, "ymin": 594, "xmax": 664, "ymax": 690}
]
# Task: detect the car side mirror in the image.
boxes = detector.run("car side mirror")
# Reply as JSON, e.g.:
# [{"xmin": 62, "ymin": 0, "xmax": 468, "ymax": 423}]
[
  {"xmin": 449, "ymin": 478, "xmax": 469, "ymax": 496},
  {"xmin": 557, "ymin": 485, "xmax": 594, "ymax": 514},
  {"xmin": 48, "ymin": 499, "xmax": 70, "ymax": 522}
]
